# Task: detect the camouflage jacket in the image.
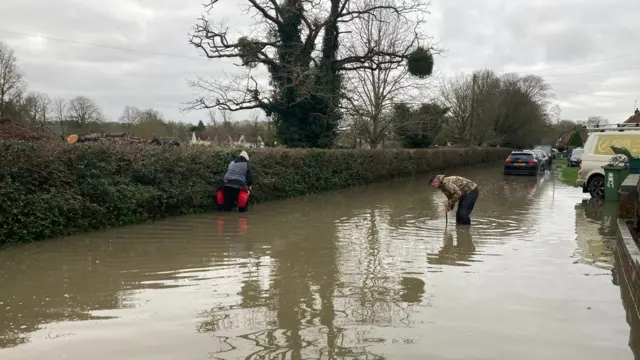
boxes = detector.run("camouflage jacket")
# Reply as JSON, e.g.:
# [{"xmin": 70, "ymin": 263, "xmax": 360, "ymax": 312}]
[{"xmin": 437, "ymin": 175, "xmax": 477, "ymax": 210}]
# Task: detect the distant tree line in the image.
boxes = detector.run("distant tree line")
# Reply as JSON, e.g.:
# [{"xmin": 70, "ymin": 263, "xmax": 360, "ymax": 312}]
[
  {"xmin": 0, "ymin": 32, "xmax": 605, "ymax": 149},
  {"xmin": 0, "ymin": 41, "xmax": 275, "ymax": 143}
]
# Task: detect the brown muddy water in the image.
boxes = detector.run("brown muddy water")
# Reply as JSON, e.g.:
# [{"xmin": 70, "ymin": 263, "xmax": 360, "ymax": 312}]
[{"xmin": 0, "ymin": 165, "xmax": 637, "ymax": 359}]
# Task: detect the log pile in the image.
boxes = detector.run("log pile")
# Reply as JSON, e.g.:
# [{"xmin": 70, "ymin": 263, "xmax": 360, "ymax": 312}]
[
  {"xmin": 0, "ymin": 118, "xmax": 44, "ymax": 141},
  {"xmin": 71, "ymin": 132, "xmax": 180, "ymax": 146}
]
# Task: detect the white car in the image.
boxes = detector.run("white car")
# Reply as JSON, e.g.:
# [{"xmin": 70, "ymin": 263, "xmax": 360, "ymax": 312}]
[{"xmin": 577, "ymin": 125, "xmax": 640, "ymax": 198}]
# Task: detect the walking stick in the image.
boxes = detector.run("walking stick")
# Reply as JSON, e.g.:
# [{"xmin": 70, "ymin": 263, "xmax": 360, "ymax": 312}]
[{"xmin": 445, "ymin": 205, "xmax": 449, "ymax": 226}]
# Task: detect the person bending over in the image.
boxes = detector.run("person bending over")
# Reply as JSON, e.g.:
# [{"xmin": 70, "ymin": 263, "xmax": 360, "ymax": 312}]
[
  {"xmin": 217, "ymin": 151, "xmax": 253, "ymax": 212},
  {"xmin": 429, "ymin": 174, "xmax": 479, "ymax": 225}
]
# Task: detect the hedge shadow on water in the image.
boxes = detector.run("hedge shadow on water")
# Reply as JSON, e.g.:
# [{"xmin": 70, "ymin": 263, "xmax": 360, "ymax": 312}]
[{"xmin": 0, "ymin": 141, "xmax": 510, "ymax": 245}]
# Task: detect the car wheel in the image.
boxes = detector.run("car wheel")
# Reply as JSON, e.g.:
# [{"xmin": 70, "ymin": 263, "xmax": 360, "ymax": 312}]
[{"xmin": 588, "ymin": 175, "xmax": 605, "ymax": 199}]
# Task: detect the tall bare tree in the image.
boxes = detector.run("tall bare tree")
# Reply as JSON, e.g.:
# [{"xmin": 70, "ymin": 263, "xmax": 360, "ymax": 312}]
[
  {"xmin": 67, "ymin": 96, "xmax": 103, "ymax": 125},
  {"xmin": 20, "ymin": 92, "xmax": 51, "ymax": 130},
  {"xmin": 439, "ymin": 73, "xmax": 474, "ymax": 143},
  {"xmin": 341, "ymin": 0, "xmax": 438, "ymax": 148},
  {"xmin": 119, "ymin": 105, "xmax": 142, "ymax": 124},
  {"xmin": 186, "ymin": 0, "xmax": 437, "ymax": 147},
  {"xmin": 0, "ymin": 42, "xmax": 26, "ymax": 118},
  {"xmin": 52, "ymin": 97, "xmax": 67, "ymax": 122}
]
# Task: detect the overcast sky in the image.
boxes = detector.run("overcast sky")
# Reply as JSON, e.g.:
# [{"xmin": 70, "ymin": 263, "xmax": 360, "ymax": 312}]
[{"xmin": 0, "ymin": 0, "xmax": 638, "ymax": 125}]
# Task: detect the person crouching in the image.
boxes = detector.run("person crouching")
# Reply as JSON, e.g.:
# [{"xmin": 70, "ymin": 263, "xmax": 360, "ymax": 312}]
[
  {"xmin": 217, "ymin": 151, "xmax": 253, "ymax": 212},
  {"xmin": 429, "ymin": 174, "xmax": 479, "ymax": 225}
]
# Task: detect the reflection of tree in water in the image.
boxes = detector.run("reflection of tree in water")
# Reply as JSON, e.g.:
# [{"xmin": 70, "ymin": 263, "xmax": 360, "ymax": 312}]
[
  {"xmin": 398, "ymin": 277, "xmax": 425, "ymax": 304},
  {"xmin": 200, "ymin": 207, "xmax": 426, "ymax": 359},
  {"xmin": 196, "ymin": 256, "xmax": 275, "ymax": 335},
  {"xmin": 427, "ymin": 227, "xmax": 476, "ymax": 266},
  {"xmin": 200, "ymin": 221, "xmax": 346, "ymax": 359},
  {"xmin": 337, "ymin": 208, "xmax": 425, "ymax": 327}
]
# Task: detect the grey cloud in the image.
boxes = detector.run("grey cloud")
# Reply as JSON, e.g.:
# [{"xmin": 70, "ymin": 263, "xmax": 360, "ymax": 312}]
[
  {"xmin": 428, "ymin": 0, "xmax": 640, "ymax": 122},
  {"xmin": 0, "ymin": 0, "xmax": 638, "ymax": 125}
]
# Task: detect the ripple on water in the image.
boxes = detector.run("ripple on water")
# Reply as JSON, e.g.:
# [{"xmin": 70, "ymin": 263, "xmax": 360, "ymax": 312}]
[{"xmin": 391, "ymin": 216, "xmax": 531, "ymax": 240}]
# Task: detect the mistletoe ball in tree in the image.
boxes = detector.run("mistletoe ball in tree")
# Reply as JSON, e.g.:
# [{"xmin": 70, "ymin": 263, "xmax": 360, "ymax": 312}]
[{"xmin": 407, "ymin": 47, "xmax": 434, "ymax": 79}]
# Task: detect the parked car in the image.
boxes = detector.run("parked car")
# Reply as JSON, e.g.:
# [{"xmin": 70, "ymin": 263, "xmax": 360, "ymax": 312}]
[
  {"xmin": 504, "ymin": 150, "xmax": 544, "ymax": 176},
  {"xmin": 568, "ymin": 148, "xmax": 583, "ymax": 167},
  {"xmin": 532, "ymin": 149, "xmax": 550, "ymax": 169},
  {"xmin": 534, "ymin": 145, "xmax": 552, "ymax": 158}
]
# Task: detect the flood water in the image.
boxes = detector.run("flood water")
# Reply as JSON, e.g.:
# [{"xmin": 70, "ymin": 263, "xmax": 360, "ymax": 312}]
[{"xmin": 0, "ymin": 164, "xmax": 637, "ymax": 359}]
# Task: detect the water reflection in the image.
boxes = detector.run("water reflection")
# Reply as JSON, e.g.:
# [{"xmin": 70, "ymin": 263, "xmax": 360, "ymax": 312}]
[
  {"xmin": 574, "ymin": 197, "xmax": 618, "ymax": 270},
  {"xmin": 0, "ymin": 165, "xmax": 634, "ymax": 359},
  {"xmin": 428, "ymin": 226, "xmax": 476, "ymax": 266}
]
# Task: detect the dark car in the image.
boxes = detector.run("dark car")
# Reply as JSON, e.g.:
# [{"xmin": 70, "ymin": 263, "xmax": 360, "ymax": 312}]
[
  {"xmin": 504, "ymin": 150, "xmax": 543, "ymax": 176},
  {"xmin": 532, "ymin": 149, "xmax": 550, "ymax": 169},
  {"xmin": 568, "ymin": 148, "xmax": 583, "ymax": 167}
]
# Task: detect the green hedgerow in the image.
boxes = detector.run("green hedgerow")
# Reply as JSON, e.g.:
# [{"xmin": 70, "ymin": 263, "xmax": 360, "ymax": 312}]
[{"xmin": 0, "ymin": 141, "xmax": 510, "ymax": 245}]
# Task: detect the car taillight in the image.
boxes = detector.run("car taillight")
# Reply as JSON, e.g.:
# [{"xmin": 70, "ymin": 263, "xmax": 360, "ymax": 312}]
[
  {"xmin": 529, "ymin": 159, "xmax": 537, "ymax": 163},
  {"xmin": 505, "ymin": 158, "xmax": 511, "ymax": 163}
]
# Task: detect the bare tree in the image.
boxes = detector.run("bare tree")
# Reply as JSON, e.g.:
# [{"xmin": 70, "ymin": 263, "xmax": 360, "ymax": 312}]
[
  {"xmin": 67, "ymin": 96, "xmax": 103, "ymax": 125},
  {"xmin": 186, "ymin": 0, "xmax": 438, "ymax": 147},
  {"xmin": 119, "ymin": 105, "xmax": 142, "ymax": 124},
  {"xmin": 206, "ymin": 109, "xmax": 218, "ymax": 126},
  {"xmin": 439, "ymin": 73, "xmax": 473, "ymax": 143},
  {"xmin": 219, "ymin": 109, "xmax": 233, "ymax": 125},
  {"xmin": 20, "ymin": 92, "xmax": 51, "ymax": 130},
  {"xmin": 586, "ymin": 116, "xmax": 608, "ymax": 127},
  {"xmin": 0, "ymin": 42, "xmax": 26, "ymax": 118},
  {"xmin": 340, "ymin": 0, "xmax": 438, "ymax": 148},
  {"xmin": 52, "ymin": 97, "xmax": 67, "ymax": 122},
  {"xmin": 187, "ymin": 0, "xmax": 432, "ymax": 111}
]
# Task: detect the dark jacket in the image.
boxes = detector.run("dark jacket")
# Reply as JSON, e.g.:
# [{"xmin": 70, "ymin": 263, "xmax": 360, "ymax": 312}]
[{"xmin": 221, "ymin": 157, "xmax": 253, "ymax": 188}]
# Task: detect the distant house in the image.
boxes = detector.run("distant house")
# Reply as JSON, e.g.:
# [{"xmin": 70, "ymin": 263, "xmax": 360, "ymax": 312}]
[
  {"xmin": 624, "ymin": 108, "xmax": 640, "ymax": 124},
  {"xmin": 555, "ymin": 128, "xmax": 587, "ymax": 150}
]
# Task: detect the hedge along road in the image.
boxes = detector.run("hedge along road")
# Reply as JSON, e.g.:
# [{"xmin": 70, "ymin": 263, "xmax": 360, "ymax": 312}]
[{"xmin": 0, "ymin": 164, "xmax": 635, "ymax": 359}]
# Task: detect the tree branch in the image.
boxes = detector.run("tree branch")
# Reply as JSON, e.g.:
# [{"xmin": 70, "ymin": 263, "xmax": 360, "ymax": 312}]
[{"xmin": 184, "ymin": 72, "xmax": 271, "ymax": 112}]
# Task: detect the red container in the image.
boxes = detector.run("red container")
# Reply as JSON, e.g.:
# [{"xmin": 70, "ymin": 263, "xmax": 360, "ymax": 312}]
[
  {"xmin": 216, "ymin": 188, "xmax": 225, "ymax": 205},
  {"xmin": 238, "ymin": 189, "xmax": 250, "ymax": 208}
]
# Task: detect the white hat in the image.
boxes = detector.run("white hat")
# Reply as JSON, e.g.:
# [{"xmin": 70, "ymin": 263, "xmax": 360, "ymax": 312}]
[{"xmin": 239, "ymin": 151, "xmax": 249, "ymax": 161}]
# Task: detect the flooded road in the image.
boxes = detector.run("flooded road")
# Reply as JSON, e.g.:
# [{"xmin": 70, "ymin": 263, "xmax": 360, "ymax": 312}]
[{"xmin": 0, "ymin": 164, "xmax": 636, "ymax": 359}]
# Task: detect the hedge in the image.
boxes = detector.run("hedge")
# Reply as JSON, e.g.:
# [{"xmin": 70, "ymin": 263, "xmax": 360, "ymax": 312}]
[{"xmin": 0, "ymin": 141, "xmax": 510, "ymax": 245}]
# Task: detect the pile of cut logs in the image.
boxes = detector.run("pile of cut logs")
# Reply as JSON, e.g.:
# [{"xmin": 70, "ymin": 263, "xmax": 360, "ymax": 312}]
[{"xmin": 71, "ymin": 132, "xmax": 180, "ymax": 146}]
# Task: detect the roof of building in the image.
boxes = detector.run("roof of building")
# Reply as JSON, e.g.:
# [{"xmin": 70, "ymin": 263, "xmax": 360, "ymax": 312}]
[{"xmin": 624, "ymin": 108, "xmax": 640, "ymax": 124}]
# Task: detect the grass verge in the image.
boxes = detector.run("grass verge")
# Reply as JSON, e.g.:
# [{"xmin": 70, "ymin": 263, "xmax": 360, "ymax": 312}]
[{"xmin": 558, "ymin": 163, "xmax": 579, "ymax": 187}]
